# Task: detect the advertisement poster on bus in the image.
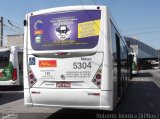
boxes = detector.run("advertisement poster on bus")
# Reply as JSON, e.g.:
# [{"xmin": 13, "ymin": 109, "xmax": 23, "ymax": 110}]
[{"xmin": 30, "ymin": 10, "xmax": 101, "ymax": 50}]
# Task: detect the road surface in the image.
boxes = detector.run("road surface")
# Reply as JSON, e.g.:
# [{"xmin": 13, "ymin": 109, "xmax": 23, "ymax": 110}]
[{"xmin": 0, "ymin": 70, "xmax": 160, "ymax": 119}]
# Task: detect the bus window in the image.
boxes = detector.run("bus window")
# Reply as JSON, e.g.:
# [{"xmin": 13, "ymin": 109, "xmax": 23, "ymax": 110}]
[
  {"xmin": 0, "ymin": 50, "xmax": 10, "ymax": 68},
  {"xmin": 30, "ymin": 10, "xmax": 101, "ymax": 50}
]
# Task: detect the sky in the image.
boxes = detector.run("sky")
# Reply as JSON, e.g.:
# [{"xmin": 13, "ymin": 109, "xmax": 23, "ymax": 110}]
[{"xmin": 0, "ymin": 0, "xmax": 160, "ymax": 49}]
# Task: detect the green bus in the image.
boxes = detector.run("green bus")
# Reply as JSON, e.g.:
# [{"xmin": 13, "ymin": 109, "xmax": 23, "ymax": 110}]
[{"xmin": 0, "ymin": 46, "xmax": 23, "ymax": 86}]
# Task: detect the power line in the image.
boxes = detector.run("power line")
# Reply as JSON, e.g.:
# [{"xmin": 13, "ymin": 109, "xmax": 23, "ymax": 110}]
[
  {"xmin": 3, "ymin": 26, "xmax": 16, "ymax": 32},
  {"xmin": 122, "ymin": 25, "xmax": 160, "ymax": 31},
  {"xmin": 3, "ymin": 17, "xmax": 23, "ymax": 34},
  {"xmin": 3, "ymin": 23, "xmax": 23, "ymax": 35},
  {"xmin": 7, "ymin": 20, "xmax": 23, "ymax": 31},
  {"xmin": 92, "ymin": 0, "xmax": 97, "ymax": 5},
  {"xmin": 3, "ymin": 17, "xmax": 23, "ymax": 28},
  {"xmin": 78, "ymin": 0, "xmax": 85, "ymax": 5},
  {"xmin": 5, "ymin": 20, "xmax": 23, "ymax": 31},
  {"xmin": 126, "ymin": 30, "xmax": 160, "ymax": 36},
  {"xmin": 2, "ymin": 18, "xmax": 24, "ymax": 36}
]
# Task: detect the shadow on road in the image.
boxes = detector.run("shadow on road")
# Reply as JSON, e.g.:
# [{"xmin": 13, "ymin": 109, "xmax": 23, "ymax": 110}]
[
  {"xmin": 0, "ymin": 85, "xmax": 23, "ymax": 105},
  {"xmin": 114, "ymin": 81, "xmax": 160, "ymax": 113},
  {"xmin": 0, "ymin": 92, "xmax": 23, "ymax": 105},
  {"xmin": 0, "ymin": 85, "xmax": 23, "ymax": 91},
  {"xmin": 47, "ymin": 108, "xmax": 111, "ymax": 119},
  {"xmin": 47, "ymin": 81, "xmax": 160, "ymax": 119}
]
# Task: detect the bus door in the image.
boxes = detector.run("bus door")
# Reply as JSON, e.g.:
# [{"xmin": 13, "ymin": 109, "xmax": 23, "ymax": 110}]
[{"xmin": 115, "ymin": 34, "xmax": 121, "ymax": 99}]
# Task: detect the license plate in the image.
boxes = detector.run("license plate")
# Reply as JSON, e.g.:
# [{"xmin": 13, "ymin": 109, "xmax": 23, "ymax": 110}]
[{"xmin": 56, "ymin": 82, "xmax": 71, "ymax": 88}]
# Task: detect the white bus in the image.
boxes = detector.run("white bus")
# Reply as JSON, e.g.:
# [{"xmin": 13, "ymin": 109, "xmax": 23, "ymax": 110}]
[
  {"xmin": 0, "ymin": 46, "xmax": 23, "ymax": 86},
  {"xmin": 24, "ymin": 6, "xmax": 130, "ymax": 110},
  {"xmin": 131, "ymin": 52, "xmax": 139, "ymax": 75}
]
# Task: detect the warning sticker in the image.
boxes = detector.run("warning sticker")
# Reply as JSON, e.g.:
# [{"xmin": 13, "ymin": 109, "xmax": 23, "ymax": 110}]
[{"xmin": 78, "ymin": 20, "xmax": 100, "ymax": 38}]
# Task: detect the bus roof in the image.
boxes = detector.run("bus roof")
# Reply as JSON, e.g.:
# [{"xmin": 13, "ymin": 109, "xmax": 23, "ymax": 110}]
[{"xmin": 27, "ymin": 5, "xmax": 108, "ymax": 16}]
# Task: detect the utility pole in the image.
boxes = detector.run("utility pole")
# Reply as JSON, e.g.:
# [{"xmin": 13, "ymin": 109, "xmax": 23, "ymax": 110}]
[{"xmin": 0, "ymin": 17, "xmax": 3, "ymax": 48}]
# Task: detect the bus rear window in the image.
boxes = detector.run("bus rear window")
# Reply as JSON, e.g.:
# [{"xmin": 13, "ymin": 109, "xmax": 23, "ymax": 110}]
[
  {"xmin": 30, "ymin": 10, "xmax": 101, "ymax": 50},
  {"xmin": 0, "ymin": 50, "xmax": 10, "ymax": 68}
]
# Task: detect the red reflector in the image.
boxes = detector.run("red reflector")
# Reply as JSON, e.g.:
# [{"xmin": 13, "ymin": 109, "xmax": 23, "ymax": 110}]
[
  {"xmin": 96, "ymin": 74, "xmax": 101, "ymax": 79},
  {"xmin": 30, "ymin": 74, "xmax": 34, "ymax": 79},
  {"xmin": 12, "ymin": 68, "xmax": 17, "ymax": 81},
  {"xmin": 31, "ymin": 91, "xmax": 40, "ymax": 94},
  {"xmin": 88, "ymin": 93, "xmax": 100, "ymax": 96}
]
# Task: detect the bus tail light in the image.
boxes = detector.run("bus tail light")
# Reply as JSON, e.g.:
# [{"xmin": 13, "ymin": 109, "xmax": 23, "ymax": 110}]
[
  {"xmin": 92, "ymin": 66, "xmax": 102, "ymax": 88},
  {"xmin": 12, "ymin": 68, "xmax": 17, "ymax": 81},
  {"xmin": 29, "ymin": 68, "xmax": 37, "ymax": 87}
]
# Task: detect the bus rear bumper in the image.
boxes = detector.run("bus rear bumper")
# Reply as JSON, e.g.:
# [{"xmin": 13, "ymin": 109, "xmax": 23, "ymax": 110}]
[
  {"xmin": 24, "ymin": 88, "xmax": 114, "ymax": 111},
  {"xmin": 32, "ymin": 104, "xmax": 112, "ymax": 110}
]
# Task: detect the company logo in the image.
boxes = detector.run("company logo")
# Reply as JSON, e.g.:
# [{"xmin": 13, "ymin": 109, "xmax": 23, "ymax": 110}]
[
  {"xmin": 34, "ymin": 30, "xmax": 43, "ymax": 35},
  {"xmin": 55, "ymin": 25, "xmax": 71, "ymax": 40},
  {"xmin": 35, "ymin": 35, "xmax": 42, "ymax": 43},
  {"xmin": 39, "ymin": 60, "xmax": 57, "ymax": 67},
  {"xmin": 34, "ymin": 20, "xmax": 43, "ymax": 43},
  {"xmin": 34, "ymin": 20, "xmax": 43, "ymax": 30}
]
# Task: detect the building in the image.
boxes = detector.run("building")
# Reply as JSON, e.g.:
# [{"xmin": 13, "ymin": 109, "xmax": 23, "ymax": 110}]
[
  {"xmin": 125, "ymin": 37, "xmax": 159, "ymax": 69},
  {"xmin": 6, "ymin": 35, "xmax": 23, "ymax": 48}
]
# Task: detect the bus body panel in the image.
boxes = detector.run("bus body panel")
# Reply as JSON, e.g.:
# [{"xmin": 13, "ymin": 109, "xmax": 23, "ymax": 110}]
[
  {"xmin": 28, "ymin": 53, "xmax": 103, "ymax": 89},
  {"xmin": 29, "ymin": 89, "xmax": 113, "ymax": 110},
  {"xmin": 24, "ymin": 89, "xmax": 33, "ymax": 106},
  {"xmin": 30, "ymin": 89, "xmax": 100, "ymax": 107}
]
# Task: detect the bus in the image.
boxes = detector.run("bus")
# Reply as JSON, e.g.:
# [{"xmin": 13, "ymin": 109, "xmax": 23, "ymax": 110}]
[
  {"xmin": 0, "ymin": 46, "xmax": 23, "ymax": 86},
  {"xmin": 131, "ymin": 52, "xmax": 139, "ymax": 75},
  {"xmin": 151, "ymin": 61, "xmax": 159, "ymax": 69},
  {"xmin": 24, "ymin": 5, "xmax": 131, "ymax": 110}
]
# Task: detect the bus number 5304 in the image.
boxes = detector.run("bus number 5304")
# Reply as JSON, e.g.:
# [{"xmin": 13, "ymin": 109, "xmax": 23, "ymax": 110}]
[{"xmin": 73, "ymin": 62, "xmax": 91, "ymax": 69}]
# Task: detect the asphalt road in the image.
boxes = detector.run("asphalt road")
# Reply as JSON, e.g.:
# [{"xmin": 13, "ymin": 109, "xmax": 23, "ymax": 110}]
[{"xmin": 0, "ymin": 70, "xmax": 160, "ymax": 119}]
